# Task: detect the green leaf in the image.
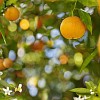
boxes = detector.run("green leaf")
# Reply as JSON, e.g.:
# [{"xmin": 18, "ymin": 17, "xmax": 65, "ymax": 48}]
[
  {"xmin": 0, "ymin": 1, "xmax": 4, "ymax": 13},
  {"xmin": 0, "ymin": 16, "xmax": 9, "ymax": 26},
  {"xmin": 91, "ymin": 96, "xmax": 100, "ymax": 100},
  {"xmin": 85, "ymin": 81, "xmax": 96, "ymax": 90},
  {"xmin": 0, "ymin": 80, "xmax": 10, "ymax": 87},
  {"xmin": 85, "ymin": 82, "xmax": 92, "ymax": 89},
  {"xmin": 6, "ymin": 0, "xmax": 18, "ymax": 6},
  {"xmin": 0, "ymin": 23, "xmax": 7, "ymax": 45},
  {"xmin": 47, "ymin": 1, "xmax": 76, "ymax": 13},
  {"xmin": 0, "ymin": 93, "xmax": 5, "ymax": 98},
  {"xmin": 80, "ymin": 49, "xmax": 97, "ymax": 71},
  {"xmin": 78, "ymin": 0, "xmax": 97, "ymax": 7},
  {"xmin": 13, "ymin": 63, "xmax": 23, "ymax": 70},
  {"xmin": 0, "ymin": 6, "xmax": 3, "ymax": 13},
  {"xmin": 79, "ymin": 10, "xmax": 92, "ymax": 34},
  {"xmin": 70, "ymin": 88, "xmax": 90, "ymax": 94},
  {"xmin": 97, "ymin": 82, "xmax": 100, "ymax": 96}
]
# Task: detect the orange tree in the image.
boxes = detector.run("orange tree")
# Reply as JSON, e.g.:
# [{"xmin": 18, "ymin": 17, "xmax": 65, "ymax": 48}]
[{"xmin": 0, "ymin": 0, "xmax": 100, "ymax": 100}]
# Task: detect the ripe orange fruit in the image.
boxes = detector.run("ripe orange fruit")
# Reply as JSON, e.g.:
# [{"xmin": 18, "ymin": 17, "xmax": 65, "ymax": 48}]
[
  {"xmin": 97, "ymin": 36, "xmax": 100, "ymax": 56},
  {"xmin": 0, "ymin": 59, "xmax": 5, "ymax": 70},
  {"xmin": 3, "ymin": 58, "xmax": 13, "ymax": 68},
  {"xmin": 15, "ymin": 71, "xmax": 24, "ymax": 78},
  {"xmin": 20, "ymin": 19, "xmax": 30, "ymax": 30},
  {"xmin": 59, "ymin": 54, "xmax": 68, "ymax": 64},
  {"xmin": 97, "ymin": 0, "xmax": 100, "ymax": 14},
  {"xmin": 0, "ymin": 0, "xmax": 3, "ymax": 5},
  {"xmin": 37, "ymin": 18, "xmax": 42, "ymax": 29},
  {"xmin": 4, "ymin": 7, "xmax": 20, "ymax": 21},
  {"xmin": 60, "ymin": 16, "xmax": 86, "ymax": 39},
  {"xmin": 31, "ymin": 40, "xmax": 44, "ymax": 51}
]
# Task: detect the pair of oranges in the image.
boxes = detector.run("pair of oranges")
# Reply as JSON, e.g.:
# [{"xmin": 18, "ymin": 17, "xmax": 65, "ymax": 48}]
[
  {"xmin": 4, "ymin": 6, "xmax": 86, "ymax": 39},
  {"xmin": 0, "ymin": 58, "xmax": 13, "ymax": 70},
  {"xmin": 4, "ymin": 6, "xmax": 30, "ymax": 30},
  {"xmin": 4, "ymin": 6, "xmax": 42, "ymax": 30}
]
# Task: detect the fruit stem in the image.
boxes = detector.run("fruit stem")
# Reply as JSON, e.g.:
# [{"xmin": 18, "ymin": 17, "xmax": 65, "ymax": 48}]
[
  {"xmin": 1, "ymin": 32, "xmax": 7, "ymax": 45},
  {"xmin": 0, "ymin": 24, "xmax": 7, "ymax": 45},
  {"xmin": 71, "ymin": 0, "xmax": 77, "ymax": 16}
]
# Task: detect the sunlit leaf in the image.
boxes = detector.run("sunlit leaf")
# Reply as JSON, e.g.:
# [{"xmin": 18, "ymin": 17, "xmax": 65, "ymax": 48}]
[
  {"xmin": 85, "ymin": 81, "xmax": 96, "ymax": 90},
  {"xmin": 6, "ymin": 0, "xmax": 18, "ymax": 6},
  {"xmin": 80, "ymin": 49, "xmax": 97, "ymax": 71},
  {"xmin": 78, "ymin": 0, "xmax": 97, "ymax": 7},
  {"xmin": 0, "ymin": 80, "xmax": 10, "ymax": 87},
  {"xmin": 97, "ymin": 82, "xmax": 100, "ymax": 96},
  {"xmin": 70, "ymin": 88, "xmax": 90, "ymax": 94},
  {"xmin": 79, "ymin": 10, "xmax": 92, "ymax": 34}
]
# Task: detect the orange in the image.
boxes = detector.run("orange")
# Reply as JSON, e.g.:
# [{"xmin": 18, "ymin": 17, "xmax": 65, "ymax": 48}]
[
  {"xmin": 0, "ymin": 59, "xmax": 5, "ymax": 70},
  {"xmin": 97, "ymin": 0, "xmax": 100, "ymax": 14},
  {"xmin": 97, "ymin": 35, "xmax": 100, "ymax": 56},
  {"xmin": 0, "ymin": 0, "xmax": 3, "ymax": 5},
  {"xmin": 20, "ymin": 19, "xmax": 30, "ymax": 30},
  {"xmin": 15, "ymin": 71, "xmax": 24, "ymax": 78},
  {"xmin": 31, "ymin": 40, "xmax": 44, "ymax": 51},
  {"xmin": 37, "ymin": 18, "xmax": 42, "ymax": 29},
  {"xmin": 59, "ymin": 54, "xmax": 68, "ymax": 64},
  {"xmin": 4, "ymin": 7, "xmax": 20, "ymax": 21},
  {"xmin": 3, "ymin": 58, "xmax": 13, "ymax": 68},
  {"xmin": 60, "ymin": 16, "xmax": 86, "ymax": 39}
]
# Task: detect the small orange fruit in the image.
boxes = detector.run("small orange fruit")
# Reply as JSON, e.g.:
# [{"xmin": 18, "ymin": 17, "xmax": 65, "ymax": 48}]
[
  {"xmin": 60, "ymin": 16, "xmax": 86, "ymax": 39},
  {"xmin": 37, "ymin": 18, "xmax": 42, "ymax": 29},
  {"xmin": 31, "ymin": 40, "xmax": 45, "ymax": 51},
  {"xmin": 59, "ymin": 54, "xmax": 68, "ymax": 64},
  {"xmin": 4, "ymin": 7, "xmax": 20, "ymax": 21},
  {"xmin": 3, "ymin": 58, "xmax": 13, "ymax": 68},
  {"xmin": 97, "ymin": 35, "xmax": 100, "ymax": 56},
  {"xmin": 97, "ymin": 0, "xmax": 100, "ymax": 14},
  {"xmin": 15, "ymin": 71, "xmax": 24, "ymax": 78},
  {"xmin": 0, "ymin": 59, "xmax": 5, "ymax": 70},
  {"xmin": 20, "ymin": 19, "xmax": 30, "ymax": 30}
]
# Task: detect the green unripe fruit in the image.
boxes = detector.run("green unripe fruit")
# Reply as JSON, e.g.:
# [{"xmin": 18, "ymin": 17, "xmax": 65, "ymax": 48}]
[
  {"xmin": 74, "ymin": 52, "xmax": 83, "ymax": 67},
  {"xmin": 8, "ymin": 22, "xmax": 17, "ymax": 32}
]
